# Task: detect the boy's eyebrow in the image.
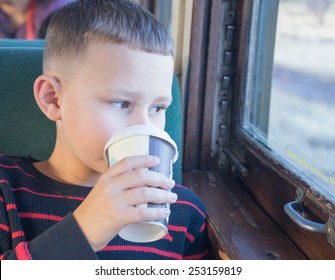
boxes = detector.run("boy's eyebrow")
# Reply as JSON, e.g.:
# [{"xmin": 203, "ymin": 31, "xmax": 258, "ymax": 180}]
[
  {"xmin": 105, "ymin": 88, "xmax": 172, "ymax": 102},
  {"xmin": 153, "ymin": 96, "xmax": 173, "ymax": 103}
]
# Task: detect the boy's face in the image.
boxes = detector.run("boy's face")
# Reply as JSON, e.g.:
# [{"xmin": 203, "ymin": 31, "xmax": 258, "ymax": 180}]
[{"xmin": 54, "ymin": 42, "xmax": 174, "ymax": 178}]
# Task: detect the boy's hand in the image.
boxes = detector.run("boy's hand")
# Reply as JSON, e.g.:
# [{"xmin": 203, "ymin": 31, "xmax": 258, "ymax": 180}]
[{"xmin": 72, "ymin": 155, "xmax": 177, "ymax": 252}]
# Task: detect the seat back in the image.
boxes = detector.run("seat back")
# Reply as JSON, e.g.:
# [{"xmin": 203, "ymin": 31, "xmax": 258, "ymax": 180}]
[{"xmin": 0, "ymin": 39, "xmax": 182, "ymax": 183}]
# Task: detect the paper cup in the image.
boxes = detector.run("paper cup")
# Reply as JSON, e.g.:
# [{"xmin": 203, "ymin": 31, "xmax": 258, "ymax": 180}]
[{"xmin": 104, "ymin": 125, "xmax": 178, "ymax": 242}]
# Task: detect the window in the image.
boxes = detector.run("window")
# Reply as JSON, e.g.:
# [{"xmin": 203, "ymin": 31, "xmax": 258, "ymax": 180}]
[
  {"xmin": 244, "ymin": 0, "xmax": 335, "ymax": 201},
  {"xmin": 230, "ymin": 0, "xmax": 335, "ymax": 258}
]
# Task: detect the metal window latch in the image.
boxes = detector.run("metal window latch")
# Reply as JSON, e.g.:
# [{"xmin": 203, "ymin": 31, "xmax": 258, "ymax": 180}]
[
  {"xmin": 222, "ymin": 147, "xmax": 248, "ymax": 178},
  {"xmin": 284, "ymin": 189, "xmax": 335, "ymax": 248}
]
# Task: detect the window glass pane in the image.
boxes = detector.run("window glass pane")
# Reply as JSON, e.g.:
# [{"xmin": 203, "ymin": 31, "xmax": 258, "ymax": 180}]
[{"xmin": 244, "ymin": 0, "xmax": 335, "ymax": 200}]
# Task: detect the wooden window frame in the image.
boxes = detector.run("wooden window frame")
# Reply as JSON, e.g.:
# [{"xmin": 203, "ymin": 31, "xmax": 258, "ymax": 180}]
[{"xmin": 183, "ymin": 0, "xmax": 335, "ymax": 259}]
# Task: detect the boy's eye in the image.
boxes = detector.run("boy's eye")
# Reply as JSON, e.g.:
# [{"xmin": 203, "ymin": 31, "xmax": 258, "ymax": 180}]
[
  {"xmin": 108, "ymin": 100, "xmax": 131, "ymax": 109},
  {"xmin": 149, "ymin": 105, "xmax": 167, "ymax": 114}
]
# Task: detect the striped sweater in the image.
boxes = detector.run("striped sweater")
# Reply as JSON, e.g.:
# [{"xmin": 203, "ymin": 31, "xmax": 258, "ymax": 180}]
[{"xmin": 0, "ymin": 155, "xmax": 209, "ymax": 260}]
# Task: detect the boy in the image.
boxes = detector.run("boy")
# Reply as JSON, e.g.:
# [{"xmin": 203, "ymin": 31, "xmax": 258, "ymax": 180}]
[{"xmin": 0, "ymin": 0, "xmax": 209, "ymax": 259}]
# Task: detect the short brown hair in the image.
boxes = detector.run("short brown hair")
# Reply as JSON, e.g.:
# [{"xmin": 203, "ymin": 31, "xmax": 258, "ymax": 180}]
[{"xmin": 43, "ymin": 0, "xmax": 174, "ymax": 70}]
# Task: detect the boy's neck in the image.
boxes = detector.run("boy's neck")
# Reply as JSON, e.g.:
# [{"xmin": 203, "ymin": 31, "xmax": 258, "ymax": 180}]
[{"xmin": 33, "ymin": 155, "xmax": 99, "ymax": 187}]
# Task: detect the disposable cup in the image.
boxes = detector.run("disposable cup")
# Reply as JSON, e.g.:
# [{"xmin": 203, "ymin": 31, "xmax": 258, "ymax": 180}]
[{"xmin": 104, "ymin": 125, "xmax": 178, "ymax": 242}]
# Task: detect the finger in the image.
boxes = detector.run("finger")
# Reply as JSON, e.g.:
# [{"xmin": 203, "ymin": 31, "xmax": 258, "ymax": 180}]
[
  {"xmin": 107, "ymin": 155, "xmax": 160, "ymax": 177},
  {"xmin": 111, "ymin": 169, "xmax": 175, "ymax": 191},
  {"xmin": 124, "ymin": 187, "xmax": 178, "ymax": 206},
  {"xmin": 124, "ymin": 205, "xmax": 171, "ymax": 224}
]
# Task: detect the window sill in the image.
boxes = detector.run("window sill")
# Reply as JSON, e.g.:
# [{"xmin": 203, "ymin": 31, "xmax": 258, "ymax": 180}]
[{"xmin": 183, "ymin": 169, "xmax": 306, "ymax": 260}]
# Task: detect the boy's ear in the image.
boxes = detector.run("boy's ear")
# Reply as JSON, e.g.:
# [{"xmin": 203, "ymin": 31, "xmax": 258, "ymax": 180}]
[{"xmin": 34, "ymin": 74, "xmax": 62, "ymax": 121}]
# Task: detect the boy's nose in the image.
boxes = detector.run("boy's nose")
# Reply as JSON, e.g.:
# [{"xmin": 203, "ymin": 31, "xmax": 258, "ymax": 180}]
[{"xmin": 129, "ymin": 112, "xmax": 151, "ymax": 126}]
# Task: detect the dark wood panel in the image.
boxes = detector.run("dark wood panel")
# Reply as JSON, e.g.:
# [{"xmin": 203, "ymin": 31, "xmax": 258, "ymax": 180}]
[
  {"xmin": 183, "ymin": 170, "xmax": 306, "ymax": 260},
  {"xmin": 200, "ymin": 0, "xmax": 223, "ymax": 170},
  {"xmin": 183, "ymin": 0, "xmax": 211, "ymax": 170}
]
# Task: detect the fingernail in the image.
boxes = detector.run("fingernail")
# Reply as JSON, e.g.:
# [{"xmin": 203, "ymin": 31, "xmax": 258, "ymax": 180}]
[
  {"xmin": 168, "ymin": 179, "xmax": 175, "ymax": 187},
  {"xmin": 150, "ymin": 156, "xmax": 160, "ymax": 164},
  {"xmin": 170, "ymin": 192, "xmax": 178, "ymax": 202}
]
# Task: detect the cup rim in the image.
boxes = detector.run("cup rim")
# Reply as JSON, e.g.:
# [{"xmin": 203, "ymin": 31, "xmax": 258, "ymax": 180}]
[{"xmin": 104, "ymin": 125, "xmax": 178, "ymax": 162}]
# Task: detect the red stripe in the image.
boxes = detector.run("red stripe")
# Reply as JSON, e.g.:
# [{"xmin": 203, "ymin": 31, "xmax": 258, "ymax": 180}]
[
  {"xmin": 0, "ymin": 180, "xmax": 9, "ymax": 204},
  {"xmin": 0, "ymin": 179, "xmax": 10, "ymax": 185},
  {"xmin": 183, "ymin": 249, "xmax": 209, "ymax": 260},
  {"xmin": 19, "ymin": 212, "xmax": 62, "ymax": 222},
  {"xmin": 26, "ymin": 0, "xmax": 36, "ymax": 39},
  {"xmin": 168, "ymin": 225, "xmax": 195, "ymax": 242},
  {"xmin": 15, "ymin": 242, "xmax": 32, "ymax": 260},
  {"xmin": 0, "ymin": 223, "xmax": 10, "ymax": 232},
  {"xmin": 6, "ymin": 203, "xmax": 16, "ymax": 210},
  {"xmin": 11, "ymin": 187, "xmax": 84, "ymax": 201},
  {"xmin": 12, "ymin": 231, "xmax": 25, "ymax": 239},
  {"xmin": 185, "ymin": 232, "xmax": 195, "ymax": 242},
  {"xmin": 103, "ymin": 245, "xmax": 182, "ymax": 259},
  {"xmin": 0, "ymin": 225, "xmax": 25, "ymax": 238},
  {"xmin": 200, "ymin": 222, "xmax": 206, "ymax": 232},
  {"xmin": 0, "ymin": 164, "xmax": 34, "ymax": 177},
  {"xmin": 162, "ymin": 233, "xmax": 173, "ymax": 242},
  {"xmin": 176, "ymin": 200, "xmax": 206, "ymax": 218}
]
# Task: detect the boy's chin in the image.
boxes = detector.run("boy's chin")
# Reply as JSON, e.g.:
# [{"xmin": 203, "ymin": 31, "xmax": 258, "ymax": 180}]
[{"xmin": 94, "ymin": 160, "xmax": 109, "ymax": 173}]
